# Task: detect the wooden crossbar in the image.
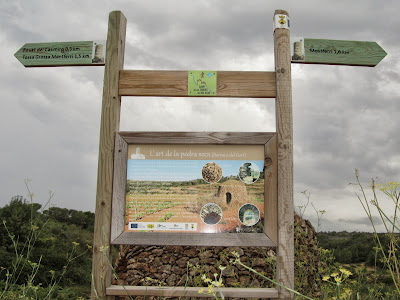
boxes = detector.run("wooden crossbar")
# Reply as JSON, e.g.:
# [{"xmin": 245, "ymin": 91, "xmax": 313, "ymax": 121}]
[
  {"xmin": 116, "ymin": 131, "xmax": 275, "ymax": 144},
  {"xmin": 106, "ymin": 286, "xmax": 279, "ymax": 298},
  {"xmin": 112, "ymin": 232, "xmax": 276, "ymax": 247},
  {"xmin": 119, "ymin": 70, "xmax": 276, "ymax": 98}
]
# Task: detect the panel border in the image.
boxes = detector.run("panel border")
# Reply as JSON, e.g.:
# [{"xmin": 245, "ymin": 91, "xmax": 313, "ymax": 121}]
[{"xmin": 111, "ymin": 131, "xmax": 278, "ymax": 247}]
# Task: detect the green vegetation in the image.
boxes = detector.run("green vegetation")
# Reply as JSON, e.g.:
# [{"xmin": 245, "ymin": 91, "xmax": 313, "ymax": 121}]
[
  {"xmin": 318, "ymin": 231, "xmax": 392, "ymax": 265},
  {"xmin": 1, "ymin": 170, "xmax": 399, "ymax": 299},
  {"xmin": 125, "ymin": 174, "xmax": 261, "ymax": 195},
  {"xmin": 0, "ymin": 191, "xmax": 94, "ymax": 299},
  {"xmin": 158, "ymin": 212, "xmax": 174, "ymax": 222}
]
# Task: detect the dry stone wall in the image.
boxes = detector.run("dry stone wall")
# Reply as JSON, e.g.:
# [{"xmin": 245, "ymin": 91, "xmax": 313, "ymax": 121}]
[{"xmin": 113, "ymin": 214, "xmax": 321, "ymax": 299}]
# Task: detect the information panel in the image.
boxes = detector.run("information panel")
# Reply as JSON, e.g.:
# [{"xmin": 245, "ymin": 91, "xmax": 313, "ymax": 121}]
[{"xmin": 125, "ymin": 144, "xmax": 265, "ymax": 234}]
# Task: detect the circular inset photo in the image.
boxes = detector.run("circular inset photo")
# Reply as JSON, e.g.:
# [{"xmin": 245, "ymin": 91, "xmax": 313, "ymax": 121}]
[
  {"xmin": 238, "ymin": 204, "xmax": 260, "ymax": 226},
  {"xmin": 238, "ymin": 162, "xmax": 260, "ymax": 184},
  {"xmin": 202, "ymin": 162, "xmax": 223, "ymax": 183},
  {"xmin": 200, "ymin": 203, "xmax": 222, "ymax": 225}
]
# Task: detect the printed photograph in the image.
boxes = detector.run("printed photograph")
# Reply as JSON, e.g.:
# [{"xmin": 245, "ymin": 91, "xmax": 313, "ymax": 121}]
[{"xmin": 125, "ymin": 147, "xmax": 265, "ymax": 233}]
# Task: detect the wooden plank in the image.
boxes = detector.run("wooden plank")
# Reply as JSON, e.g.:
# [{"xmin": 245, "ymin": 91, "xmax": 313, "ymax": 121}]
[
  {"xmin": 264, "ymin": 134, "xmax": 278, "ymax": 245},
  {"xmin": 91, "ymin": 11, "xmax": 126, "ymax": 300},
  {"xmin": 274, "ymin": 9, "xmax": 294, "ymax": 300},
  {"xmin": 119, "ymin": 70, "xmax": 276, "ymax": 98},
  {"xmin": 291, "ymin": 38, "xmax": 387, "ymax": 67},
  {"xmin": 110, "ymin": 133, "xmax": 128, "ymax": 242},
  {"xmin": 118, "ymin": 131, "xmax": 274, "ymax": 145},
  {"xmin": 14, "ymin": 41, "xmax": 106, "ymax": 67},
  {"xmin": 112, "ymin": 232, "xmax": 276, "ymax": 247},
  {"xmin": 106, "ymin": 285, "xmax": 279, "ymax": 298}
]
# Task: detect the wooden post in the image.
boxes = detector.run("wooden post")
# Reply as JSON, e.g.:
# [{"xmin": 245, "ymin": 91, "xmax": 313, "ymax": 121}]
[
  {"xmin": 274, "ymin": 9, "xmax": 294, "ymax": 299},
  {"xmin": 91, "ymin": 11, "xmax": 126, "ymax": 299}
]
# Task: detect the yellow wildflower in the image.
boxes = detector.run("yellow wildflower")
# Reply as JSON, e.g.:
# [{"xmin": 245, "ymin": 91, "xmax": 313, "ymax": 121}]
[
  {"xmin": 322, "ymin": 275, "xmax": 330, "ymax": 281},
  {"xmin": 201, "ymin": 274, "xmax": 212, "ymax": 283},
  {"xmin": 343, "ymin": 288, "xmax": 352, "ymax": 296},
  {"xmin": 334, "ymin": 276, "xmax": 342, "ymax": 283},
  {"xmin": 339, "ymin": 268, "xmax": 352, "ymax": 277},
  {"xmin": 219, "ymin": 265, "xmax": 227, "ymax": 271}
]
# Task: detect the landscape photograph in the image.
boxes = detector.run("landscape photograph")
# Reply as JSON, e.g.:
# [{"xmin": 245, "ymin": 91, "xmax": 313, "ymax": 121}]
[{"xmin": 125, "ymin": 159, "xmax": 265, "ymax": 233}]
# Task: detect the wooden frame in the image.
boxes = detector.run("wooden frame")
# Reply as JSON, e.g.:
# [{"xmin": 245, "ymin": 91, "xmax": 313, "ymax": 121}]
[
  {"xmin": 92, "ymin": 9, "xmax": 293, "ymax": 300},
  {"xmin": 110, "ymin": 131, "xmax": 278, "ymax": 247}
]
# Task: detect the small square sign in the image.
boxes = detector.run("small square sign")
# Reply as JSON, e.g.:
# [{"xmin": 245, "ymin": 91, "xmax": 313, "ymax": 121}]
[{"xmin": 188, "ymin": 71, "xmax": 217, "ymax": 96}]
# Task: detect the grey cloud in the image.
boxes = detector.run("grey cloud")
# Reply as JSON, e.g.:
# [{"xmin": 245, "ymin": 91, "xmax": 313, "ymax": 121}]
[
  {"xmin": 1, "ymin": 0, "xmax": 400, "ymax": 232},
  {"xmin": 338, "ymin": 216, "xmax": 382, "ymax": 226}
]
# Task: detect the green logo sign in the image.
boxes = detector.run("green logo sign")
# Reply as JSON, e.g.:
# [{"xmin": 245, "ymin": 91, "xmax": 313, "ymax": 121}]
[{"xmin": 188, "ymin": 71, "xmax": 217, "ymax": 96}]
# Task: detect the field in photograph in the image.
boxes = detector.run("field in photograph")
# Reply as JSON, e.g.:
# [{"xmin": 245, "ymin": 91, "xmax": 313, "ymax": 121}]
[{"xmin": 125, "ymin": 176, "xmax": 264, "ymax": 233}]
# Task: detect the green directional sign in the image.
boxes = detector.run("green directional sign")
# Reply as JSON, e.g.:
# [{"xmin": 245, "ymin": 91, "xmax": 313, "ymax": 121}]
[
  {"xmin": 188, "ymin": 71, "xmax": 217, "ymax": 96},
  {"xmin": 291, "ymin": 38, "xmax": 386, "ymax": 67},
  {"xmin": 15, "ymin": 41, "xmax": 106, "ymax": 67}
]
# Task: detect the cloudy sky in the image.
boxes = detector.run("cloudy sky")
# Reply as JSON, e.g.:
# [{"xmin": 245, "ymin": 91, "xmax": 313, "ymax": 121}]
[{"xmin": 1, "ymin": 0, "xmax": 399, "ymax": 232}]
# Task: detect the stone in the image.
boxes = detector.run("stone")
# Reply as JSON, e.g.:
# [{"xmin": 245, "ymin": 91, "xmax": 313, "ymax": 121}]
[
  {"xmin": 171, "ymin": 265, "xmax": 184, "ymax": 275},
  {"xmin": 175, "ymin": 257, "xmax": 189, "ymax": 268},
  {"xmin": 135, "ymin": 262, "xmax": 149, "ymax": 272},
  {"xmin": 151, "ymin": 248, "xmax": 164, "ymax": 256},
  {"xmin": 250, "ymin": 278, "xmax": 261, "ymax": 288},
  {"xmin": 188, "ymin": 257, "xmax": 200, "ymax": 265},
  {"xmin": 161, "ymin": 254, "xmax": 169, "ymax": 264},
  {"xmin": 238, "ymin": 270, "xmax": 250, "ymax": 276},
  {"xmin": 152, "ymin": 257, "xmax": 162, "ymax": 267},
  {"xmin": 225, "ymin": 277, "xmax": 238, "ymax": 286},
  {"xmin": 184, "ymin": 248, "xmax": 198, "ymax": 257},
  {"xmin": 166, "ymin": 273, "xmax": 176, "ymax": 286},
  {"xmin": 169, "ymin": 256, "xmax": 177, "ymax": 265},
  {"xmin": 209, "ymin": 266, "xmax": 218, "ymax": 275},
  {"xmin": 137, "ymin": 257, "xmax": 147, "ymax": 263},
  {"xmin": 224, "ymin": 246, "xmax": 244, "ymax": 257},
  {"xmin": 161, "ymin": 264, "xmax": 171, "ymax": 274},
  {"xmin": 221, "ymin": 265, "xmax": 236, "ymax": 277},
  {"xmin": 252, "ymin": 257, "xmax": 267, "ymax": 267},
  {"xmin": 205, "ymin": 257, "xmax": 218, "ymax": 265},
  {"xmin": 200, "ymin": 250, "xmax": 213, "ymax": 260}
]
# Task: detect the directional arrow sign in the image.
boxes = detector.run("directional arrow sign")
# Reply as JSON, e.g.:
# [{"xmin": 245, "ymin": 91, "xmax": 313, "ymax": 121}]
[
  {"xmin": 15, "ymin": 41, "xmax": 106, "ymax": 67},
  {"xmin": 291, "ymin": 38, "xmax": 387, "ymax": 67}
]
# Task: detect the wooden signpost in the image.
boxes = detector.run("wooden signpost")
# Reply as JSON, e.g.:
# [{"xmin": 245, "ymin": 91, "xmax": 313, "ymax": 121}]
[
  {"xmin": 14, "ymin": 41, "xmax": 106, "ymax": 67},
  {"xmin": 15, "ymin": 9, "xmax": 386, "ymax": 300},
  {"xmin": 291, "ymin": 38, "xmax": 386, "ymax": 66}
]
